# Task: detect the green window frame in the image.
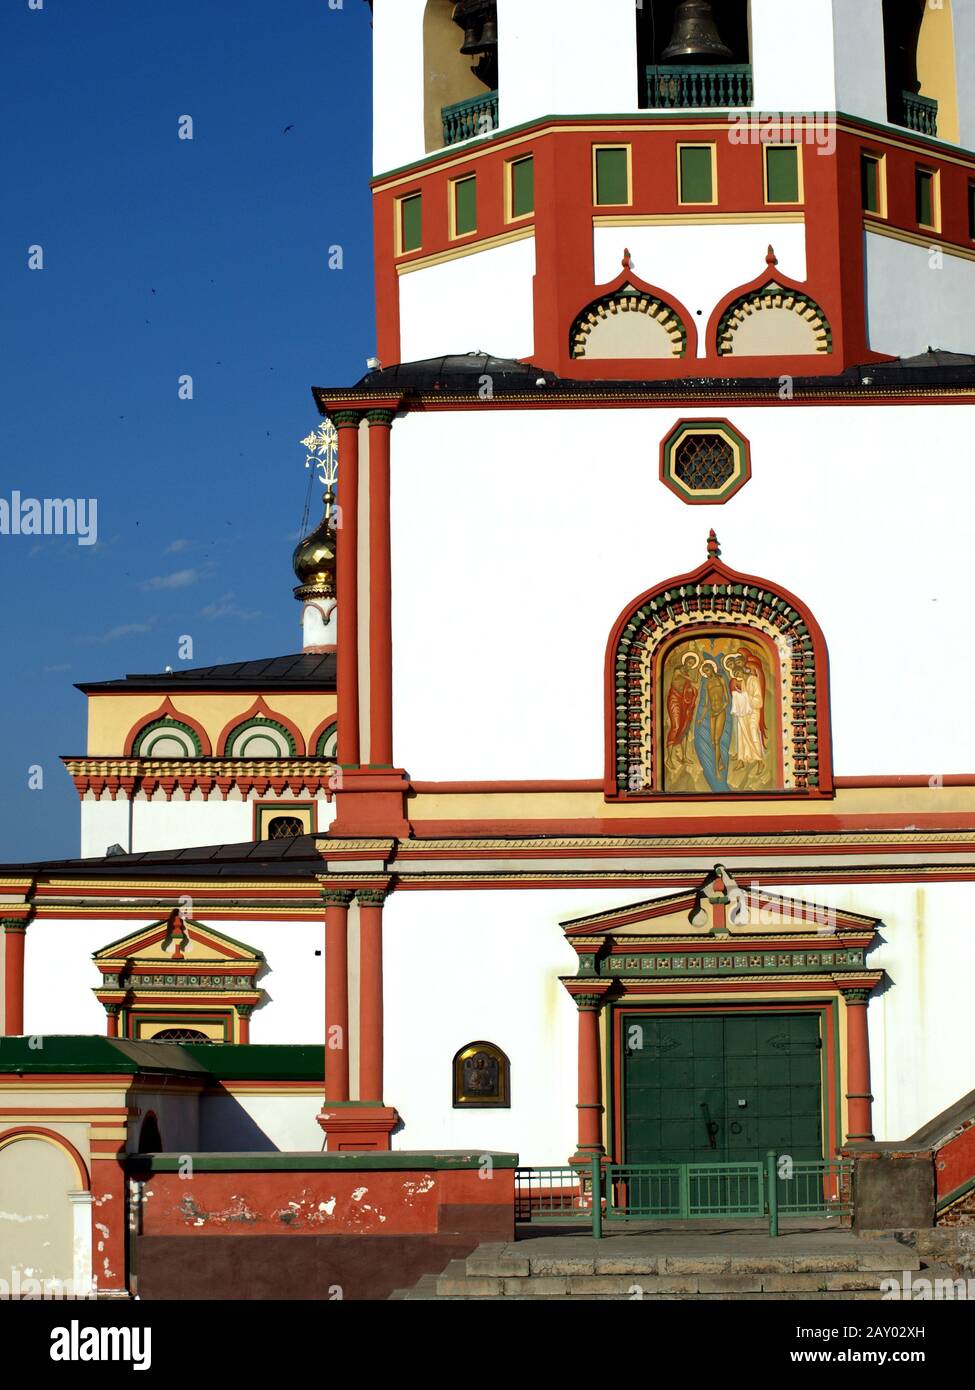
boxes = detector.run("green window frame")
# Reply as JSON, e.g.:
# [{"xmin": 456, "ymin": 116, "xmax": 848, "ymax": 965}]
[
  {"xmin": 509, "ymin": 155, "xmax": 534, "ymax": 220},
  {"xmin": 451, "ymin": 175, "xmax": 477, "ymax": 238},
  {"xmin": 593, "ymin": 146, "xmax": 630, "ymax": 206},
  {"xmin": 969, "ymin": 181, "xmax": 975, "ymax": 241},
  {"xmin": 915, "ymin": 167, "xmax": 938, "ymax": 230},
  {"xmin": 860, "ymin": 152, "xmax": 883, "ymax": 215},
  {"xmin": 399, "ymin": 192, "xmax": 423, "ymax": 254},
  {"xmin": 765, "ymin": 145, "xmax": 800, "ymax": 204},
  {"xmin": 678, "ymin": 144, "xmax": 716, "ymax": 205}
]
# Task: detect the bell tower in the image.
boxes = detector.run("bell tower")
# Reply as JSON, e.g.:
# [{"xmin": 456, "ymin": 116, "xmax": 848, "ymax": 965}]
[{"xmin": 369, "ymin": 0, "xmax": 974, "ymax": 371}]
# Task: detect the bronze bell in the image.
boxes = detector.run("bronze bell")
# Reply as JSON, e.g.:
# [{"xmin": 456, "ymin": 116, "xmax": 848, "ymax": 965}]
[
  {"xmin": 459, "ymin": 21, "xmax": 483, "ymax": 54},
  {"xmin": 662, "ymin": 0, "xmax": 734, "ymax": 64},
  {"xmin": 479, "ymin": 16, "xmax": 498, "ymax": 49}
]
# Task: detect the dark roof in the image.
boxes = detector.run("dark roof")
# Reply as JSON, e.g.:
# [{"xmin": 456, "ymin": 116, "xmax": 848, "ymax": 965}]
[
  {"xmin": 313, "ymin": 352, "xmax": 975, "ymax": 404},
  {"xmin": 0, "ymin": 834, "xmax": 325, "ymax": 879},
  {"xmin": 0, "ymin": 1036, "xmax": 325, "ymax": 1081},
  {"xmin": 77, "ymin": 652, "xmax": 335, "ymax": 694}
]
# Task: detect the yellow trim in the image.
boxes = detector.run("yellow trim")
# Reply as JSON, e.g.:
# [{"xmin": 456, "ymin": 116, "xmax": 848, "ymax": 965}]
[
  {"xmin": 860, "ymin": 149, "xmax": 888, "ymax": 220},
  {"xmin": 864, "ymin": 216, "xmax": 975, "ymax": 263},
  {"xmin": 593, "ymin": 211, "xmax": 804, "ymax": 227},
  {"xmin": 763, "ymin": 143, "xmax": 804, "ymax": 206},
  {"xmin": 915, "ymin": 165, "xmax": 942, "ymax": 234},
  {"xmin": 395, "ymin": 224, "xmax": 535, "ymax": 275},
  {"xmin": 395, "ymin": 190, "xmax": 423, "ymax": 257},
  {"xmin": 448, "ymin": 172, "xmax": 478, "ymax": 242},
  {"xmin": 504, "ymin": 153, "xmax": 535, "ymax": 225},
  {"xmin": 592, "ymin": 143, "xmax": 633, "ymax": 208},
  {"xmin": 676, "ymin": 142, "xmax": 718, "ymax": 207}
]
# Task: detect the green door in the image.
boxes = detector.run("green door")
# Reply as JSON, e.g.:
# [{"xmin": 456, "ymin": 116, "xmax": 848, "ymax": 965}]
[{"xmin": 622, "ymin": 1013, "xmax": 822, "ymax": 1165}]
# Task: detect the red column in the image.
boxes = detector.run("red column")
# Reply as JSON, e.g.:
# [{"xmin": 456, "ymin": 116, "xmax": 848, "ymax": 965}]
[
  {"xmin": 324, "ymin": 891, "xmax": 352, "ymax": 1101},
  {"xmin": 3, "ymin": 922, "xmax": 27, "ymax": 1035},
  {"xmin": 574, "ymin": 995, "xmax": 606, "ymax": 1160},
  {"xmin": 333, "ymin": 412, "xmax": 361, "ymax": 767},
  {"xmin": 237, "ymin": 1007, "xmax": 251, "ymax": 1045},
  {"xmin": 357, "ymin": 889, "xmax": 386, "ymax": 1103},
  {"xmin": 105, "ymin": 1006, "xmax": 120, "ymax": 1039},
  {"xmin": 366, "ymin": 410, "xmax": 395, "ymax": 767},
  {"xmin": 843, "ymin": 988, "xmax": 875, "ymax": 1142}
]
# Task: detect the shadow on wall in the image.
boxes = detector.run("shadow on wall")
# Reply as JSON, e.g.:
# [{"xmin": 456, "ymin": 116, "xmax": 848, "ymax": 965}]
[{"xmin": 196, "ymin": 1086, "xmax": 285, "ymax": 1152}]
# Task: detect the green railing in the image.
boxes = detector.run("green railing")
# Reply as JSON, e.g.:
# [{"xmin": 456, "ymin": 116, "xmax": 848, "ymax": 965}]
[
  {"xmin": 442, "ymin": 90, "xmax": 499, "ymax": 146},
  {"xmin": 645, "ymin": 64, "xmax": 753, "ymax": 109},
  {"xmin": 900, "ymin": 90, "xmax": 938, "ymax": 138},
  {"xmin": 516, "ymin": 1153, "xmax": 852, "ymax": 1238}
]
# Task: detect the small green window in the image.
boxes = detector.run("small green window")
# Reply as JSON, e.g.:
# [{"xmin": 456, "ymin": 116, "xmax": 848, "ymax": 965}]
[
  {"xmin": 861, "ymin": 153, "xmax": 882, "ymax": 214},
  {"xmin": 510, "ymin": 156, "xmax": 534, "ymax": 218},
  {"xmin": 679, "ymin": 146, "xmax": 714, "ymax": 204},
  {"xmin": 968, "ymin": 182, "xmax": 975, "ymax": 240},
  {"xmin": 766, "ymin": 146, "xmax": 799, "ymax": 204},
  {"xmin": 453, "ymin": 176, "xmax": 477, "ymax": 236},
  {"xmin": 916, "ymin": 168, "xmax": 935, "ymax": 227},
  {"xmin": 400, "ymin": 193, "xmax": 422, "ymax": 253},
  {"xmin": 594, "ymin": 147, "xmax": 629, "ymax": 205}
]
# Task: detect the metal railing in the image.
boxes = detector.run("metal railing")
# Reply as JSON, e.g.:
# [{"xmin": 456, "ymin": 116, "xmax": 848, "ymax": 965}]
[
  {"xmin": 442, "ymin": 90, "xmax": 499, "ymax": 146},
  {"xmin": 645, "ymin": 64, "xmax": 753, "ymax": 109},
  {"xmin": 515, "ymin": 1153, "xmax": 852, "ymax": 1238},
  {"xmin": 899, "ymin": 90, "xmax": 938, "ymax": 138}
]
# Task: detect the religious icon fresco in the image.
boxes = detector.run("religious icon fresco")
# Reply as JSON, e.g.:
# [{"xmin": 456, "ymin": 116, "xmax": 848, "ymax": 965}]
[{"xmin": 661, "ymin": 635, "xmax": 777, "ymax": 793}]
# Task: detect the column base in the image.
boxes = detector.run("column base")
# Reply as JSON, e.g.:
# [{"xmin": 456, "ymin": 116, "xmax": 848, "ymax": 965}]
[{"xmin": 317, "ymin": 1102, "xmax": 400, "ymax": 1152}]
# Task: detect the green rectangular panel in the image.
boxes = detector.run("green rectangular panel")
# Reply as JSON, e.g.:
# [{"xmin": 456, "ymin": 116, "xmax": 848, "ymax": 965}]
[
  {"xmin": 969, "ymin": 182, "xmax": 975, "ymax": 240},
  {"xmin": 400, "ymin": 193, "xmax": 422, "ymax": 252},
  {"xmin": 916, "ymin": 169, "xmax": 934, "ymax": 226},
  {"xmin": 861, "ymin": 155, "xmax": 880, "ymax": 213},
  {"xmin": 595, "ymin": 147, "xmax": 629, "ymax": 205},
  {"xmin": 680, "ymin": 146, "xmax": 714, "ymax": 204},
  {"xmin": 767, "ymin": 145, "xmax": 799, "ymax": 203},
  {"xmin": 511, "ymin": 156, "xmax": 534, "ymax": 217},
  {"xmin": 454, "ymin": 176, "xmax": 477, "ymax": 236}
]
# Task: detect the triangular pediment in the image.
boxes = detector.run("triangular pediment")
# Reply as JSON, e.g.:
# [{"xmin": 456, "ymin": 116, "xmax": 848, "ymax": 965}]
[{"xmin": 93, "ymin": 915, "xmax": 264, "ymax": 967}]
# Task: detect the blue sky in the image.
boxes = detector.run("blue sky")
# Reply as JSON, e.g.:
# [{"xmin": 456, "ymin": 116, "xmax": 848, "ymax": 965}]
[{"xmin": 0, "ymin": 0, "xmax": 374, "ymax": 861}]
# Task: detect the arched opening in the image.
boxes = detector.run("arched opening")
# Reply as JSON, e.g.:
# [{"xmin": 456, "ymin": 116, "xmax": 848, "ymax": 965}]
[
  {"xmin": 0, "ymin": 1133, "xmax": 86, "ymax": 1287},
  {"xmin": 423, "ymin": 1, "xmax": 499, "ymax": 152},
  {"xmin": 883, "ymin": 0, "xmax": 954, "ymax": 137},
  {"xmin": 638, "ymin": 1, "xmax": 751, "ymax": 109},
  {"xmin": 137, "ymin": 1113, "xmax": 163, "ymax": 1152}
]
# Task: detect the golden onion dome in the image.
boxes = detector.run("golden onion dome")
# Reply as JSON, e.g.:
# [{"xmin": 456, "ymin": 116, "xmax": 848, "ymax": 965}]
[{"xmin": 292, "ymin": 500, "xmax": 337, "ymax": 596}]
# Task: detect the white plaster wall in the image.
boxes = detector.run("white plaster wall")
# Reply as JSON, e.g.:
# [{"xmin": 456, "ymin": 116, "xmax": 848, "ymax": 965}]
[
  {"xmin": 382, "ymin": 883, "xmax": 975, "ymax": 1162},
  {"xmin": 497, "ymin": 0, "xmax": 637, "ymax": 131},
  {"xmin": 389, "ymin": 404, "xmax": 975, "ymax": 780},
  {"xmin": 372, "ymin": 0, "xmax": 427, "ymax": 173},
  {"xmin": 952, "ymin": 0, "xmax": 975, "ymax": 150},
  {"xmin": 865, "ymin": 231, "xmax": 975, "ymax": 359},
  {"xmin": 81, "ymin": 792, "xmax": 335, "ymax": 857},
  {"xmin": 398, "ymin": 236, "xmax": 536, "ymax": 362},
  {"xmin": 21, "ymin": 918, "xmax": 325, "ymax": 1043},
  {"xmin": 199, "ymin": 1094, "xmax": 325, "ymax": 1152},
  {"xmin": 830, "ymin": 0, "xmax": 887, "ymax": 125},
  {"xmin": 750, "ymin": 0, "xmax": 838, "ymax": 116},
  {"xmin": 594, "ymin": 224, "xmax": 807, "ymax": 356}
]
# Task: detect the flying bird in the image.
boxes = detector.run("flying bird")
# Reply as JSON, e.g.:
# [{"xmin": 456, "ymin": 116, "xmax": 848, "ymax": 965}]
[{"xmin": 283, "ymin": 124, "xmax": 294, "ymax": 134}]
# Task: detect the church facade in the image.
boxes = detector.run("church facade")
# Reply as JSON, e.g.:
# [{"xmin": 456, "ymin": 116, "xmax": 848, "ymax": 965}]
[{"xmin": 3, "ymin": 0, "xmax": 975, "ymax": 1297}]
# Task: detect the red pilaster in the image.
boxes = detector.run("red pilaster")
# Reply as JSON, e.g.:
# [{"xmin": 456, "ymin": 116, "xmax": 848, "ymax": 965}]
[
  {"xmin": 105, "ymin": 1006, "xmax": 120, "ymax": 1039},
  {"xmin": 366, "ymin": 410, "xmax": 395, "ymax": 767},
  {"xmin": 843, "ymin": 988, "xmax": 875, "ymax": 1143},
  {"xmin": 2, "ymin": 921, "xmax": 27, "ymax": 1036},
  {"xmin": 357, "ymin": 888, "xmax": 386, "ymax": 1103},
  {"xmin": 333, "ymin": 411, "xmax": 362, "ymax": 768},
  {"xmin": 237, "ymin": 1007, "xmax": 251, "ymax": 1045},
  {"xmin": 323, "ymin": 890, "xmax": 352, "ymax": 1102}
]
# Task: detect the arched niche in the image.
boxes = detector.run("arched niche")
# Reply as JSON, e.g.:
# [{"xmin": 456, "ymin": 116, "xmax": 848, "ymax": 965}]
[{"xmin": 883, "ymin": 0, "xmax": 956, "ymax": 138}]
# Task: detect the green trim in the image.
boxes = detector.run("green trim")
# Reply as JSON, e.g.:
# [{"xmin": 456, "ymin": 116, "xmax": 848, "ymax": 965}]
[
  {"xmin": 131, "ymin": 1150, "xmax": 519, "ymax": 1173},
  {"xmin": 936, "ymin": 1173, "xmax": 975, "ymax": 1213},
  {"xmin": 224, "ymin": 716, "xmax": 296, "ymax": 757},
  {"xmin": 134, "ymin": 717, "xmax": 202, "ymax": 758},
  {"xmin": 0, "ymin": 1037, "xmax": 326, "ymax": 1082},
  {"xmin": 315, "ymin": 720, "xmax": 338, "ymax": 757}
]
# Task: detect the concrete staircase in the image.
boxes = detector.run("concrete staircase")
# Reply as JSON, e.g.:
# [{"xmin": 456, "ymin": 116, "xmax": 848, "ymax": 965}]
[{"xmin": 391, "ymin": 1229, "xmax": 955, "ymax": 1300}]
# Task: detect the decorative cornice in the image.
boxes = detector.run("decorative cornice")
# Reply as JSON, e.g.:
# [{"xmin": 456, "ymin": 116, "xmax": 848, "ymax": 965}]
[{"xmin": 62, "ymin": 756, "xmax": 338, "ymax": 802}]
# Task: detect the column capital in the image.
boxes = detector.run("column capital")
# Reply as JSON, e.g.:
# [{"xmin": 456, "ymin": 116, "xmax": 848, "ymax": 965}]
[
  {"xmin": 365, "ymin": 408, "xmax": 396, "ymax": 428},
  {"xmin": 321, "ymin": 887, "xmax": 355, "ymax": 907},
  {"xmin": 840, "ymin": 987, "xmax": 873, "ymax": 1005},
  {"xmin": 103, "ymin": 1004, "xmax": 120, "ymax": 1017},
  {"xmin": 355, "ymin": 887, "xmax": 389, "ymax": 907},
  {"xmin": 330, "ymin": 410, "xmax": 363, "ymax": 429},
  {"xmin": 1, "ymin": 918, "xmax": 29, "ymax": 934},
  {"xmin": 237, "ymin": 1005, "xmax": 254, "ymax": 1020}
]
